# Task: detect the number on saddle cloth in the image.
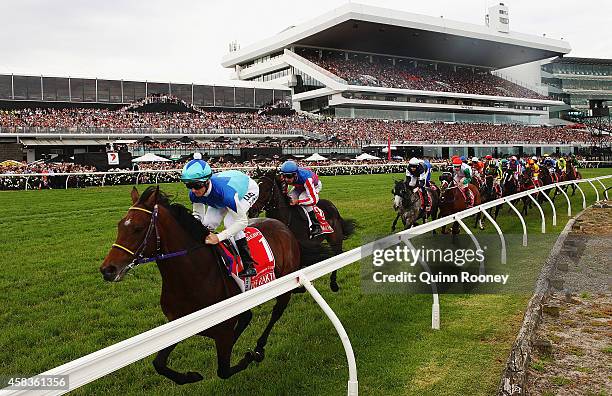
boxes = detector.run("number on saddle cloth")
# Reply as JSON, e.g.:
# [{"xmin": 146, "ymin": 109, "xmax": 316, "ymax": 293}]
[{"xmin": 218, "ymin": 227, "xmax": 276, "ymax": 292}]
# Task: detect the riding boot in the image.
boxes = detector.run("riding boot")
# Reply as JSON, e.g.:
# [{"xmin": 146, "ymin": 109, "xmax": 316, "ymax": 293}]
[
  {"xmin": 307, "ymin": 210, "xmax": 324, "ymax": 238},
  {"xmin": 236, "ymin": 238, "xmax": 257, "ymax": 278}
]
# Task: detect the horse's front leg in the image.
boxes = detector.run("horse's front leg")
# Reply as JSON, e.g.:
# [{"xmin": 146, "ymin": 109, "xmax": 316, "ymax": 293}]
[
  {"xmin": 153, "ymin": 342, "xmax": 203, "ymax": 384},
  {"xmin": 391, "ymin": 212, "xmax": 400, "ymax": 232}
]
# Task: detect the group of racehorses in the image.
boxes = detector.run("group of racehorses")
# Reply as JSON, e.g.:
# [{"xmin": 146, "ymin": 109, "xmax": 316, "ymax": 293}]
[
  {"xmin": 98, "ymin": 162, "xmax": 581, "ymax": 386},
  {"xmin": 392, "ymin": 160, "xmax": 582, "ymax": 234}
]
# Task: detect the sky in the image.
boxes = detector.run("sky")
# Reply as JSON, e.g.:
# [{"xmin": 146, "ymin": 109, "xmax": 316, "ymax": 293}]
[{"xmin": 1, "ymin": 0, "xmax": 610, "ymax": 84}]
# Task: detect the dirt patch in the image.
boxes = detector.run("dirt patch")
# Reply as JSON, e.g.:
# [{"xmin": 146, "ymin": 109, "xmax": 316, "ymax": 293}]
[
  {"xmin": 528, "ymin": 293, "xmax": 611, "ymax": 395},
  {"xmin": 526, "ymin": 202, "xmax": 611, "ymax": 396}
]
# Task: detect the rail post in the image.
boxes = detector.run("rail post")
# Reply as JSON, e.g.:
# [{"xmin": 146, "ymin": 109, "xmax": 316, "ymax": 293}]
[
  {"xmin": 527, "ymin": 193, "xmax": 546, "ymax": 233},
  {"xmin": 556, "ymin": 183, "xmax": 571, "ymax": 217},
  {"xmin": 480, "ymin": 208, "xmax": 507, "ymax": 264},
  {"xmin": 401, "ymin": 237, "xmax": 440, "ymax": 330},
  {"xmin": 586, "ymin": 179, "xmax": 600, "ymax": 202},
  {"xmin": 572, "ymin": 181, "xmax": 586, "ymax": 209},
  {"xmin": 504, "ymin": 198, "xmax": 528, "ymax": 247},
  {"xmin": 455, "ymin": 216, "xmax": 484, "ymax": 275},
  {"xmin": 298, "ymin": 272, "xmax": 358, "ymax": 396},
  {"xmin": 537, "ymin": 187, "xmax": 557, "ymax": 226}
]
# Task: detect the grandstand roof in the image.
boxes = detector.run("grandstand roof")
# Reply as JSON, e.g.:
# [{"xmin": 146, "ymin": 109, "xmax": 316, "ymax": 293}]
[
  {"xmin": 222, "ymin": 3, "xmax": 571, "ymax": 69},
  {"xmin": 548, "ymin": 57, "xmax": 612, "ymax": 65}
]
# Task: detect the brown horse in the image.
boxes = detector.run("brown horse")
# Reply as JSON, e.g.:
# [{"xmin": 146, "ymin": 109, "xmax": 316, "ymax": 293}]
[
  {"xmin": 248, "ymin": 169, "xmax": 355, "ymax": 292},
  {"xmin": 479, "ymin": 174, "xmax": 502, "ymax": 220},
  {"xmin": 100, "ymin": 186, "xmax": 301, "ymax": 384},
  {"xmin": 437, "ymin": 173, "xmax": 482, "ymax": 234}
]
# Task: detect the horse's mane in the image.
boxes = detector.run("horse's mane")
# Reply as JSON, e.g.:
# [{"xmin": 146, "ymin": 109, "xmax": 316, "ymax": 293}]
[{"xmin": 139, "ymin": 186, "xmax": 210, "ymax": 242}]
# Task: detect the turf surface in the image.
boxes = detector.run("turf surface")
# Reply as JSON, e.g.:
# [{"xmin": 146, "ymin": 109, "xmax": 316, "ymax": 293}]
[{"xmin": 0, "ymin": 169, "xmax": 610, "ymax": 395}]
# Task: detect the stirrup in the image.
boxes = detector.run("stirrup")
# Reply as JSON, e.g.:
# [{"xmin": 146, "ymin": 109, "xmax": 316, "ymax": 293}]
[{"xmin": 239, "ymin": 266, "xmax": 257, "ymax": 278}]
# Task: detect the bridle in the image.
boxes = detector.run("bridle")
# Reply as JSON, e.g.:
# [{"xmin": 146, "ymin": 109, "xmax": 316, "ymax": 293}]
[
  {"xmin": 111, "ymin": 205, "xmax": 189, "ymax": 277},
  {"xmin": 253, "ymin": 174, "xmax": 284, "ymax": 214}
]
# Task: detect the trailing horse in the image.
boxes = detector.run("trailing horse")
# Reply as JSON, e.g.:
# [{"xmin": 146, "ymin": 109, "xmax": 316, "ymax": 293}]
[
  {"xmin": 391, "ymin": 179, "xmax": 439, "ymax": 231},
  {"xmin": 437, "ymin": 172, "xmax": 483, "ymax": 234},
  {"xmin": 249, "ymin": 169, "xmax": 355, "ymax": 292},
  {"xmin": 479, "ymin": 174, "xmax": 502, "ymax": 220},
  {"xmin": 100, "ymin": 186, "xmax": 301, "ymax": 384}
]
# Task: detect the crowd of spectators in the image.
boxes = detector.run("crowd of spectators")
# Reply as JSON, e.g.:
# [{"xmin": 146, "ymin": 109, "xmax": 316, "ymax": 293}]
[
  {"xmin": 0, "ymin": 159, "xmax": 407, "ymax": 190},
  {"xmin": 2, "ymin": 106, "xmax": 606, "ymax": 145},
  {"xmin": 301, "ymin": 50, "xmax": 547, "ymax": 99}
]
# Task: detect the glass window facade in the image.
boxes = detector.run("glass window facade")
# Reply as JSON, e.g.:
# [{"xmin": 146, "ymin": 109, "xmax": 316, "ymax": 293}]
[
  {"xmin": 215, "ymin": 86, "xmax": 234, "ymax": 107},
  {"xmin": 334, "ymin": 107, "xmax": 548, "ymax": 124},
  {"xmin": 147, "ymin": 82, "xmax": 169, "ymax": 96},
  {"xmin": 170, "ymin": 83, "xmax": 192, "ymax": 103},
  {"xmin": 193, "ymin": 85, "xmax": 214, "ymax": 106},
  {"xmin": 13, "ymin": 75, "xmax": 42, "ymax": 101},
  {"xmin": 255, "ymin": 89, "xmax": 273, "ymax": 107},
  {"xmin": 96, "ymin": 79, "xmax": 122, "ymax": 103},
  {"xmin": 122, "ymin": 81, "xmax": 146, "ymax": 102},
  {"xmin": 42, "ymin": 77, "xmax": 70, "ymax": 101},
  {"xmin": 0, "ymin": 75, "xmax": 11, "ymax": 99}
]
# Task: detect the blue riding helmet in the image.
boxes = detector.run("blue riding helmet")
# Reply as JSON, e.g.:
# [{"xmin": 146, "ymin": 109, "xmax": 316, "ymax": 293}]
[
  {"xmin": 280, "ymin": 160, "xmax": 298, "ymax": 175},
  {"xmin": 181, "ymin": 159, "xmax": 212, "ymax": 182},
  {"xmin": 460, "ymin": 156, "xmax": 467, "ymax": 162}
]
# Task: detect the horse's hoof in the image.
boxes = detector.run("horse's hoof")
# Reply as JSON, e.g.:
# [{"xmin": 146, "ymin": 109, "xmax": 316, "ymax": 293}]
[
  {"xmin": 292, "ymin": 286, "xmax": 307, "ymax": 294},
  {"xmin": 178, "ymin": 371, "xmax": 203, "ymax": 384},
  {"xmin": 330, "ymin": 282, "xmax": 340, "ymax": 293},
  {"xmin": 252, "ymin": 349, "xmax": 265, "ymax": 362}
]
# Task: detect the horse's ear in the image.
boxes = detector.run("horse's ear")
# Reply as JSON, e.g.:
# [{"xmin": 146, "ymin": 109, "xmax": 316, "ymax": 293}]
[
  {"xmin": 131, "ymin": 186, "xmax": 139, "ymax": 204},
  {"xmin": 143, "ymin": 186, "xmax": 159, "ymax": 208}
]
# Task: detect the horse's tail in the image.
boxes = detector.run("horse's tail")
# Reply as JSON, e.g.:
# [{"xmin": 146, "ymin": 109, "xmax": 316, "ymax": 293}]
[
  {"xmin": 339, "ymin": 217, "xmax": 356, "ymax": 240},
  {"xmin": 299, "ymin": 240, "xmax": 334, "ymax": 267}
]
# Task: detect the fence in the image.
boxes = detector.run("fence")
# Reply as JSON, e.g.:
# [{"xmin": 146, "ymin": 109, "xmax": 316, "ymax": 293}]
[
  {"xmin": 2, "ymin": 175, "xmax": 611, "ymax": 396},
  {"xmin": 0, "ymin": 163, "xmax": 409, "ymax": 191}
]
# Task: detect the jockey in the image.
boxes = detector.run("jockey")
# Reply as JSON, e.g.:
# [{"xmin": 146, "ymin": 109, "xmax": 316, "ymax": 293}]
[
  {"xmin": 470, "ymin": 157, "xmax": 484, "ymax": 178},
  {"xmin": 508, "ymin": 156, "xmax": 522, "ymax": 182},
  {"xmin": 484, "ymin": 159, "xmax": 502, "ymax": 195},
  {"xmin": 181, "ymin": 155, "xmax": 258, "ymax": 278},
  {"xmin": 557, "ymin": 156, "xmax": 567, "ymax": 175},
  {"xmin": 279, "ymin": 160, "xmax": 323, "ymax": 238},
  {"xmin": 484, "ymin": 154, "xmax": 494, "ymax": 168},
  {"xmin": 527, "ymin": 158, "xmax": 540, "ymax": 185},
  {"xmin": 543, "ymin": 154, "xmax": 559, "ymax": 182},
  {"xmin": 452, "ymin": 157, "xmax": 474, "ymax": 206},
  {"xmin": 405, "ymin": 157, "xmax": 430, "ymax": 208}
]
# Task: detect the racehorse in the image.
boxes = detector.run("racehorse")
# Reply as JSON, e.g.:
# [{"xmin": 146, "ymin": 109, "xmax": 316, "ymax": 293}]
[
  {"xmin": 437, "ymin": 172, "xmax": 483, "ymax": 234},
  {"xmin": 479, "ymin": 174, "xmax": 502, "ymax": 220},
  {"xmin": 502, "ymin": 169, "xmax": 532, "ymax": 215},
  {"xmin": 391, "ymin": 179, "xmax": 439, "ymax": 231},
  {"xmin": 100, "ymin": 186, "xmax": 301, "ymax": 384},
  {"xmin": 564, "ymin": 161, "xmax": 582, "ymax": 196},
  {"xmin": 248, "ymin": 169, "xmax": 355, "ymax": 292}
]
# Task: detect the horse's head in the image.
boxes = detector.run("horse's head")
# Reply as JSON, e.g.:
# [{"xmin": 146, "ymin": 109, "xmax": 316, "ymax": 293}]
[
  {"xmin": 100, "ymin": 186, "xmax": 160, "ymax": 281},
  {"xmin": 392, "ymin": 180, "xmax": 407, "ymax": 210},
  {"xmin": 249, "ymin": 169, "xmax": 285, "ymax": 217},
  {"xmin": 100, "ymin": 186, "xmax": 209, "ymax": 282}
]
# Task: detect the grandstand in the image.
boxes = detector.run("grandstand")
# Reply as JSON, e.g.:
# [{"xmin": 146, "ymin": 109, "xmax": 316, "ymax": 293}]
[
  {"xmin": 222, "ymin": 2, "xmax": 569, "ymax": 124},
  {"xmin": 2, "ymin": 2, "xmax": 609, "ymax": 164}
]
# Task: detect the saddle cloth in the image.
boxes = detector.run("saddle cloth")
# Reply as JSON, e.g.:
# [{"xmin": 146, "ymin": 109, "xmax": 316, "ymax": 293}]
[
  {"xmin": 218, "ymin": 227, "xmax": 276, "ymax": 292},
  {"xmin": 416, "ymin": 189, "xmax": 433, "ymax": 213},
  {"xmin": 301, "ymin": 206, "xmax": 334, "ymax": 234}
]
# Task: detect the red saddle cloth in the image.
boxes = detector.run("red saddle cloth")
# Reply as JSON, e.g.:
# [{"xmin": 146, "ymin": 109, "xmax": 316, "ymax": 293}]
[
  {"xmin": 218, "ymin": 227, "xmax": 276, "ymax": 292},
  {"xmin": 306, "ymin": 206, "xmax": 334, "ymax": 235},
  {"xmin": 416, "ymin": 189, "xmax": 433, "ymax": 213}
]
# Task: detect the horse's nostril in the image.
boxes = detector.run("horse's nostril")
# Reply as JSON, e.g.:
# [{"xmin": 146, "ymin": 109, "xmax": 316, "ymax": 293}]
[{"xmin": 101, "ymin": 265, "xmax": 117, "ymax": 278}]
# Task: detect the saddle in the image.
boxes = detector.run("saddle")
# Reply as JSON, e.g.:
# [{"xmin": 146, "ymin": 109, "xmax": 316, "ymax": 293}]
[
  {"xmin": 217, "ymin": 227, "xmax": 276, "ymax": 292},
  {"xmin": 416, "ymin": 188, "xmax": 433, "ymax": 213}
]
